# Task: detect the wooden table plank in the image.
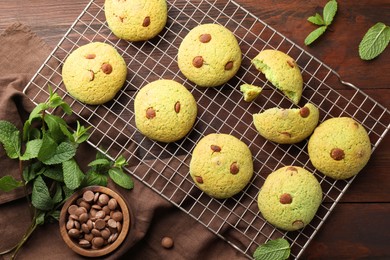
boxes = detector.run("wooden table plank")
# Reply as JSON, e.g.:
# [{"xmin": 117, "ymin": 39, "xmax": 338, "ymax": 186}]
[{"xmin": 1, "ymin": 0, "xmax": 389, "ymax": 259}]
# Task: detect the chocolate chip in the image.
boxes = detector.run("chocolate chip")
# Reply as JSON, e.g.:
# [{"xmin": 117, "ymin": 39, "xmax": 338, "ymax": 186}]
[
  {"xmin": 286, "ymin": 166, "xmax": 298, "ymax": 172},
  {"xmin": 210, "ymin": 145, "xmax": 221, "ymax": 152},
  {"xmin": 101, "ymin": 63, "xmax": 113, "ymax": 74},
  {"xmin": 85, "ymin": 54, "xmax": 96, "ymax": 59},
  {"xmin": 230, "ymin": 162, "xmax": 239, "ymax": 174},
  {"xmin": 83, "ymin": 190, "xmax": 95, "ymax": 202},
  {"xmin": 87, "ymin": 70, "xmax": 94, "ymax": 81},
  {"xmin": 92, "ymin": 237, "xmax": 105, "ymax": 248},
  {"xmin": 146, "ymin": 107, "xmax": 156, "ymax": 119},
  {"xmin": 225, "ymin": 61, "xmax": 234, "ymax": 70},
  {"xmin": 287, "ymin": 59, "xmax": 295, "ymax": 68},
  {"xmin": 195, "ymin": 176, "xmax": 203, "ymax": 184},
  {"xmin": 330, "ymin": 148, "xmax": 345, "ymax": 161},
  {"xmin": 199, "ymin": 33, "xmax": 212, "ymax": 43},
  {"xmin": 174, "ymin": 101, "xmax": 181, "ymax": 113},
  {"xmin": 280, "ymin": 131, "xmax": 291, "ymax": 138},
  {"xmin": 142, "ymin": 16, "xmax": 151, "ymax": 27},
  {"xmin": 192, "ymin": 56, "xmax": 204, "ymax": 68},
  {"xmin": 292, "ymin": 220, "xmax": 304, "ymax": 229},
  {"xmin": 279, "ymin": 193, "xmax": 293, "ymax": 204},
  {"xmin": 161, "ymin": 236, "xmax": 174, "ymax": 249},
  {"xmin": 299, "ymin": 107, "xmax": 310, "ymax": 118}
]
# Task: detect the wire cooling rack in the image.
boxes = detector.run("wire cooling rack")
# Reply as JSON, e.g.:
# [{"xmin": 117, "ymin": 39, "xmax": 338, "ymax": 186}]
[{"xmin": 23, "ymin": 0, "xmax": 390, "ymax": 258}]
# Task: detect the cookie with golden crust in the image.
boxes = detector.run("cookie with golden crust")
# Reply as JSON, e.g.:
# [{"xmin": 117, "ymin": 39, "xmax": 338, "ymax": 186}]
[
  {"xmin": 308, "ymin": 117, "xmax": 371, "ymax": 180},
  {"xmin": 251, "ymin": 49, "xmax": 303, "ymax": 105},
  {"xmin": 189, "ymin": 133, "xmax": 254, "ymax": 199},
  {"xmin": 62, "ymin": 42, "xmax": 127, "ymax": 105},
  {"xmin": 177, "ymin": 23, "xmax": 242, "ymax": 87},
  {"xmin": 104, "ymin": 0, "xmax": 168, "ymax": 41},
  {"xmin": 257, "ymin": 166, "xmax": 322, "ymax": 231},
  {"xmin": 253, "ymin": 103, "xmax": 319, "ymax": 144},
  {"xmin": 134, "ymin": 79, "xmax": 197, "ymax": 143}
]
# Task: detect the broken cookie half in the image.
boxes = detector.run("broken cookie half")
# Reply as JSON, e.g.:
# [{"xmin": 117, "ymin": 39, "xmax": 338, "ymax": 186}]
[{"xmin": 251, "ymin": 49, "xmax": 303, "ymax": 105}]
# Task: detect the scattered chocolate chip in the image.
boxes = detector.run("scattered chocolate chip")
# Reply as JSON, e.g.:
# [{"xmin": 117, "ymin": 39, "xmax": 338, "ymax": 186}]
[
  {"xmin": 287, "ymin": 59, "xmax": 295, "ymax": 68},
  {"xmin": 225, "ymin": 61, "xmax": 234, "ymax": 70},
  {"xmin": 192, "ymin": 56, "xmax": 204, "ymax": 68},
  {"xmin": 230, "ymin": 162, "xmax": 239, "ymax": 174},
  {"xmin": 174, "ymin": 101, "xmax": 181, "ymax": 113},
  {"xmin": 280, "ymin": 131, "xmax": 291, "ymax": 138},
  {"xmin": 142, "ymin": 16, "xmax": 151, "ymax": 27},
  {"xmin": 279, "ymin": 193, "xmax": 293, "ymax": 204},
  {"xmin": 286, "ymin": 166, "xmax": 298, "ymax": 172},
  {"xmin": 161, "ymin": 236, "xmax": 174, "ymax": 249},
  {"xmin": 292, "ymin": 220, "xmax": 304, "ymax": 229},
  {"xmin": 85, "ymin": 54, "xmax": 96, "ymax": 59},
  {"xmin": 88, "ymin": 70, "xmax": 95, "ymax": 81},
  {"xmin": 146, "ymin": 107, "xmax": 156, "ymax": 119},
  {"xmin": 199, "ymin": 33, "xmax": 212, "ymax": 43},
  {"xmin": 195, "ymin": 176, "xmax": 203, "ymax": 184},
  {"xmin": 210, "ymin": 145, "xmax": 221, "ymax": 152},
  {"xmin": 299, "ymin": 107, "xmax": 310, "ymax": 118},
  {"xmin": 101, "ymin": 63, "xmax": 113, "ymax": 74},
  {"xmin": 330, "ymin": 148, "xmax": 345, "ymax": 161}
]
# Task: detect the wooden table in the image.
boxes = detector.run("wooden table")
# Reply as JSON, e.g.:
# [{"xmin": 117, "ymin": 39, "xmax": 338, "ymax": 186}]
[{"xmin": 1, "ymin": 0, "xmax": 389, "ymax": 259}]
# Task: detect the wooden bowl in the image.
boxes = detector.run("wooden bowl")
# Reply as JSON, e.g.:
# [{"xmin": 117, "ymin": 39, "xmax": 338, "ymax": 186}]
[{"xmin": 59, "ymin": 186, "xmax": 131, "ymax": 257}]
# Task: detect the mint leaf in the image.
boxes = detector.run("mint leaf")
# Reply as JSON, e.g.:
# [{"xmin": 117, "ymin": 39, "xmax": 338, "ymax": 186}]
[
  {"xmin": 305, "ymin": 0, "xmax": 337, "ymax": 45},
  {"xmin": 23, "ymin": 162, "xmax": 45, "ymax": 183},
  {"xmin": 38, "ymin": 134, "xmax": 57, "ymax": 162},
  {"xmin": 82, "ymin": 171, "xmax": 108, "ymax": 187},
  {"xmin": 108, "ymin": 168, "xmax": 134, "ymax": 189},
  {"xmin": 32, "ymin": 176, "xmax": 53, "ymax": 211},
  {"xmin": 88, "ymin": 158, "xmax": 111, "ymax": 167},
  {"xmin": 359, "ymin": 22, "xmax": 390, "ymax": 60},
  {"xmin": 20, "ymin": 139, "xmax": 43, "ymax": 161},
  {"xmin": 323, "ymin": 0, "xmax": 338, "ymax": 26},
  {"xmin": 114, "ymin": 155, "xmax": 128, "ymax": 168},
  {"xmin": 62, "ymin": 159, "xmax": 84, "ymax": 190},
  {"xmin": 42, "ymin": 142, "xmax": 76, "ymax": 165},
  {"xmin": 308, "ymin": 13, "xmax": 325, "ymax": 26},
  {"xmin": 52, "ymin": 183, "xmax": 63, "ymax": 204},
  {"xmin": 43, "ymin": 166, "xmax": 64, "ymax": 182},
  {"xmin": 0, "ymin": 176, "xmax": 23, "ymax": 192},
  {"xmin": 44, "ymin": 114, "xmax": 67, "ymax": 143},
  {"xmin": 304, "ymin": 26, "xmax": 327, "ymax": 45},
  {"xmin": 35, "ymin": 210, "xmax": 46, "ymax": 225},
  {"xmin": 253, "ymin": 238, "xmax": 290, "ymax": 260},
  {"xmin": 0, "ymin": 120, "xmax": 21, "ymax": 159}
]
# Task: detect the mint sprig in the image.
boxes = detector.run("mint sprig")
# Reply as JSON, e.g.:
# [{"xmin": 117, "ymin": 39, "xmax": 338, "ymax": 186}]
[
  {"xmin": 359, "ymin": 22, "xmax": 390, "ymax": 60},
  {"xmin": 305, "ymin": 0, "xmax": 338, "ymax": 45},
  {"xmin": 253, "ymin": 238, "xmax": 291, "ymax": 260},
  {"xmin": 0, "ymin": 86, "xmax": 133, "ymax": 258}
]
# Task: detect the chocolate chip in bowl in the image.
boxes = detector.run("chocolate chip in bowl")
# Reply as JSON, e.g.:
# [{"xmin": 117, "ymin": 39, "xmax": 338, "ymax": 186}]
[{"xmin": 59, "ymin": 186, "xmax": 131, "ymax": 257}]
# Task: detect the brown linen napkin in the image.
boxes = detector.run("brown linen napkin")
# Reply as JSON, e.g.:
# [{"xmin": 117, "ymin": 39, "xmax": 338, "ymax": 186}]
[{"xmin": 0, "ymin": 23, "xmax": 246, "ymax": 260}]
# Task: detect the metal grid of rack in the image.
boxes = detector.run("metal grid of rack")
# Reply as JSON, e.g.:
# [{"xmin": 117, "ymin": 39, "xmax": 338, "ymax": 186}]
[{"xmin": 23, "ymin": 0, "xmax": 390, "ymax": 258}]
